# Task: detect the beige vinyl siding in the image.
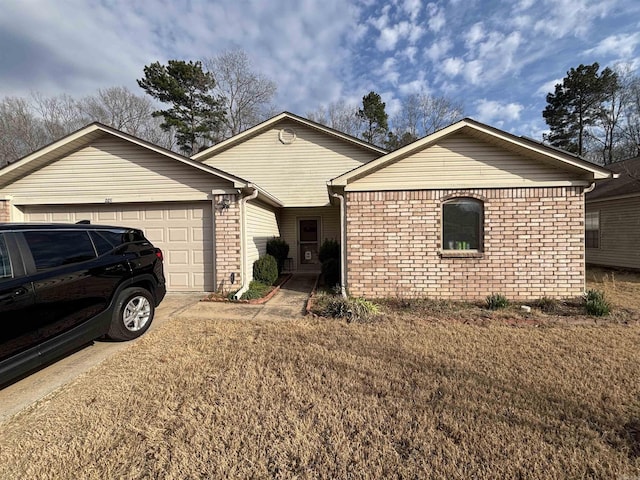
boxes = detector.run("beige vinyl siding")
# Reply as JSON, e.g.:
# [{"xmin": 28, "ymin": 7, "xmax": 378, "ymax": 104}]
[
  {"xmin": 586, "ymin": 196, "xmax": 640, "ymax": 269},
  {"xmin": 203, "ymin": 120, "xmax": 378, "ymax": 207},
  {"xmin": 346, "ymin": 133, "xmax": 583, "ymax": 191},
  {"xmin": 246, "ymin": 200, "xmax": 281, "ymax": 279},
  {"xmin": 280, "ymin": 206, "xmax": 340, "ymax": 269},
  {"xmin": 3, "ymin": 136, "xmax": 230, "ymax": 204}
]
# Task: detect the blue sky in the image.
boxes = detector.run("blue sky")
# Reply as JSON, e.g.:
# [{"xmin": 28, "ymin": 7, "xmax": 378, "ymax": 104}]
[{"xmin": 1, "ymin": 0, "xmax": 639, "ymax": 140}]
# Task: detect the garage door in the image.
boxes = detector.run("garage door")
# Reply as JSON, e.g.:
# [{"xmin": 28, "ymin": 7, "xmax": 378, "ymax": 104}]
[{"xmin": 23, "ymin": 202, "xmax": 214, "ymax": 292}]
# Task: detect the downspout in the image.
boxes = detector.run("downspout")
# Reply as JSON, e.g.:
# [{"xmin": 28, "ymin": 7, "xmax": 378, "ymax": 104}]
[
  {"xmin": 234, "ymin": 187, "xmax": 259, "ymax": 300},
  {"xmin": 584, "ymin": 182, "xmax": 596, "ymax": 194},
  {"xmin": 331, "ymin": 192, "xmax": 347, "ymax": 298}
]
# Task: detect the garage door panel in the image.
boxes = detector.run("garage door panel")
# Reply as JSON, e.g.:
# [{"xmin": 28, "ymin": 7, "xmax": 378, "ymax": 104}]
[{"xmin": 23, "ymin": 202, "xmax": 214, "ymax": 292}]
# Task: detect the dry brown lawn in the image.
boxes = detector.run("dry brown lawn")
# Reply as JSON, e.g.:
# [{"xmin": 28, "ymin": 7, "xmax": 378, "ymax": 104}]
[{"xmin": 0, "ymin": 269, "xmax": 639, "ymax": 479}]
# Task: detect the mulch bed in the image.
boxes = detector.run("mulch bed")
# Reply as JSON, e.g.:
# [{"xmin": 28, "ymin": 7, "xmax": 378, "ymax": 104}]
[{"xmin": 201, "ymin": 274, "xmax": 292, "ymax": 304}]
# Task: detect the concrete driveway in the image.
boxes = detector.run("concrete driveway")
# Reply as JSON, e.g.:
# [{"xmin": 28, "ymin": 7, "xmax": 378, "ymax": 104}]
[{"xmin": 0, "ymin": 293, "xmax": 201, "ymax": 424}]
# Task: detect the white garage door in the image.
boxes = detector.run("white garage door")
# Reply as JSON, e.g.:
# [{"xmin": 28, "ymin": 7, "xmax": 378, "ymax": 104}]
[{"xmin": 23, "ymin": 202, "xmax": 214, "ymax": 292}]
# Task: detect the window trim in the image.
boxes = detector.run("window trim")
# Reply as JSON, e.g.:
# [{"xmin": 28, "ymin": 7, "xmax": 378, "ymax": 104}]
[
  {"xmin": 440, "ymin": 197, "xmax": 484, "ymax": 257},
  {"xmin": 585, "ymin": 210, "xmax": 600, "ymax": 249}
]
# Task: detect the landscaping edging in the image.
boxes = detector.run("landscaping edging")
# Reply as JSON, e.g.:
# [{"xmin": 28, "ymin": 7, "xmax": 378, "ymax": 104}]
[
  {"xmin": 305, "ymin": 274, "xmax": 321, "ymax": 316},
  {"xmin": 201, "ymin": 274, "xmax": 293, "ymax": 304}
]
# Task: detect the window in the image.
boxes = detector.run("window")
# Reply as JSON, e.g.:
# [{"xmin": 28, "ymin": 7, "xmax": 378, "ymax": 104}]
[
  {"xmin": 23, "ymin": 230, "xmax": 97, "ymax": 270},
  {"xmin": 442, "ymin": 198, "xmax": 483, "ymax": 251},
  {"xmin": 0, "ymin": 234, "xmax": 12, "ymax": 280},
  {"xmin": 585, "ymin": 211, "xmax": 600, "ymax": 249}
]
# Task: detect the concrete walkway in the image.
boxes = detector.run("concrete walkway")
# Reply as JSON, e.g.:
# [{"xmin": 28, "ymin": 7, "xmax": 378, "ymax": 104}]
[{"xmin": 183, "ymin": 273, "xmax": 318, "ymax": 321}]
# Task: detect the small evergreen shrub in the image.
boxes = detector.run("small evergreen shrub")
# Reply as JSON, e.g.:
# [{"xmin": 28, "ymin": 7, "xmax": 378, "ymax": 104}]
[
  {"xmin": 321, "ymin": 296, "xmax": 380, "ymax": 322},
  {"xmin": 321, "ymin": 257, "xmax": 340, "ymax": 287},
  {"xmin": 584, "ymin": 289, "xmax": 610, "ymax": 316},
  {"xmin": 486, "ymin": 293, "xmax": 509, "ymax": 310},
  {"xmin": 266, "ymin": 237, "xmax": 289, "ymax": 274},
  {"xmin": 318, "ymin": 239, "xmax": 340, "ymax": 263},
  {"xmin": 253, "ymin": 254, "xmax": 278, "ymax": 285},
  {"xmin": 241, "ymin": 281, "xmax": 271, "ymax": 300}
]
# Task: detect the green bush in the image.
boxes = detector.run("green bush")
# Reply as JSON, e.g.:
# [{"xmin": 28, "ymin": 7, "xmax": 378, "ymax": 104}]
[
  {"xmin": 240, "ymin": 281, "xmax": 271, "ymax": 300},
  {"xmin": 266, "ymin": 237, "xmax": 289, "ymax": 274},
  {"xmin": 486, "ymin": 293, "xmax": 509, "ymax": 310},
  {"xmin": 320, "ymin": 296, "xmax": 380, "ymax": 323},
  {"xmin": 584, "ymin": 289, "xmax": 610, "ymax": 316},
  {"xmin": 533, "ymin": 296, "xmax": 558, "ymax": 313},
  {"xmin": 253, "ymin": 254, "xmax": 278, "ymax": 285},
  {"xmin": 322, "ymin": 257, "xmax": 340, "ymax": 287},
  {"xmin": 318, "ymin": 239, "xmax": 340, "ymax": 263}
]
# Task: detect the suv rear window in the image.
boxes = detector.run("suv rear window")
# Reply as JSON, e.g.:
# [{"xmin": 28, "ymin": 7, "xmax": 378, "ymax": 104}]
[
  {"xmin": 0, "ymin": 234, "xmax": 12, "ymax": 280},
  {"xmin": 23, "ymin": 230, "xmax": 97, "ymax": 270}
]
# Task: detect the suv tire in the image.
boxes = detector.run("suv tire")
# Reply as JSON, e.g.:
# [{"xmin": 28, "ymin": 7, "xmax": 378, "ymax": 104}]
[{"xmin": 107, "ymin": 287, "xmax": 155, "ymax": 341}]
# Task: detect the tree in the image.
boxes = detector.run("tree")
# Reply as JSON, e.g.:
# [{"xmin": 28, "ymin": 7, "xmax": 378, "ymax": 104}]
[
  {"xmin": 543, "ymin": 62, "xmax": 618, "ymax": 157},
  {"xmin": 204, "ymin": 49, "xmax": 277, "ymax": 139},
  {"xmin": 384, "ymin": 130, "xmax": 417, "ymax": 150},
  {"xmin": 137, "ymin": 60, "xmax": 225, "ymax": 155},
  {"xmin": 357, "ymin": 91, "xmax": 388, "ymax": 146},
  {"xmin": 306, "ymin": 99, "xmax": 363, "ymax": 138}
]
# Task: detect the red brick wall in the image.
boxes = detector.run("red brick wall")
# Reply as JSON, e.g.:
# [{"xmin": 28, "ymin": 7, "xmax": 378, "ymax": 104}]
[
  {"xmin": 346, "ymin": 187, "xmax": 585, "ymax": 300},
  {"xmin": 0, "ymin": 200, "xmax": 10, "ymax": 222},
  {"xmin": 214, "ymin": 194, "xmax": 242, "ymax": 292}
]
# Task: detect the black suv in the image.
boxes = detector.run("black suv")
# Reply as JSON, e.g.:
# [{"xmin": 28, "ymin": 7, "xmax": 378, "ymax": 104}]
[{"xmin": 0, "ymin": 223, "xmax": 166, "ymax": 385}]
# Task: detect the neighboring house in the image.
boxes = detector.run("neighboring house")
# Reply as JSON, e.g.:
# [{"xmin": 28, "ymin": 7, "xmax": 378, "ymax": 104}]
[
  {"xmin": 585, "ymin": 156, "xmax": 640, "ymax": 270},
  {"xmin": 0, "ymin": 113, "xmax": 613, "ymax": 299}
]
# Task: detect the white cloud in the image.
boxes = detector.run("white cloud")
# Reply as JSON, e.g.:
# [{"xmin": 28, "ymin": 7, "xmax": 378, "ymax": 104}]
[
  {"xmin": 584, "ymin": 32, "xmax": 640, "ymax": 59},
  {"xmin": 474, "ymin": 99, "xmax": 524, "ymax": 124},
  {"xmin": 442, "ymin": 57, "xmax": 465, "ymax": 77},
  {"xmin": 427, "ymin": 3, "xmax": 446, "ymax": 32},
  {"xmin": 464, "ymin": 22, "xmax": 485, "ymax": 47},
  {"xmin": 532, "ymin": 0, "xmax": 617, "ymax": 38},
  {"xmin": 381, "ymin": 57, "xmax": 400, "ymax": 85},
  {"xmin": 424, "ymin": 37, "xmax": 453, "ymax": 62},
  {"xmin": 403, "ymin": 0, "xmax": 421, "ymax": 20},
  {"xmin": 536, "ymin": 78, "xmax": 563, "ymax": 96}
]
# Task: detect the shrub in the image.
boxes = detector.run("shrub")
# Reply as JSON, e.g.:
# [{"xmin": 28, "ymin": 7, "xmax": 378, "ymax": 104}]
[
  {"xmin": 253, "ymin": 254, "xmax": 278, "ymax": 285},
  {"xmin": 486, "ymin": 293, "xmax": 509, "ymax": 310},
  {"xmin": 533, "ymin": 296, "xmax": 558, "ymax": 313},
  {"xmin": 318, "ymin": 239, "xmax": 340, "ymax": 263},
  {"xmin": 322, "ymin": 257, "xmax": 340, "ymax": 287},
  {"xmin": 584, "ymin": 289, "xmax": 610, "ymax": 316},
  {"xmin": 320, "ymin": 296, "xmax": 380, "ymax": 323},
  {"xmin": 240, "ymin": 281, "xmax": 271, "ymax": 300},
  {"xmin": 266, "ymin": 237, "xmax": 289, "ymax": 274}
]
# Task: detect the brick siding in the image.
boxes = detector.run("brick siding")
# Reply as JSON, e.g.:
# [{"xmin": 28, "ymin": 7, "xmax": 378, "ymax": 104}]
[
  {"xmin": 346, "ymin": 187, "xmax": 584, "ymax": 300},
  {"xmin": 0, "ymin": 200, "xmax": 10, "ymax": 222},
  {"xmin": 214, "ymin": 194, "xmax": 242, "ymax": 292}
]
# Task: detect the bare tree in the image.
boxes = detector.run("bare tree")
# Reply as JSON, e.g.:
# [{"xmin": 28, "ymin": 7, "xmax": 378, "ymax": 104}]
[
  {"xmin": 31, "ymin": 92, "xmax": 87, "ymax": 140},
  {"xmin": 393, "ymin": 92, "xmax": 464, "ymax": 140},
  {"xmin": 0, "ymin": 97, "xmax": 47, "ymax": 166},
  {"xmin": 306, "ymin": 99, "xmax": 363, "ymax": 138},
  {"xmin": 204, "ymin": 49, "xmax": 277, "ymax": 139},
  {"xmin": 80, "ymin": 87, "xmax": 153, "ymax": 134}
]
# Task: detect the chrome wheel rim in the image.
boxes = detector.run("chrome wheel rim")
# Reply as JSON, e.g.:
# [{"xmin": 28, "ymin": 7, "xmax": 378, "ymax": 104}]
[{"xmin": 123, "ymin": 295, "xmax": 152, "ymax": 331}]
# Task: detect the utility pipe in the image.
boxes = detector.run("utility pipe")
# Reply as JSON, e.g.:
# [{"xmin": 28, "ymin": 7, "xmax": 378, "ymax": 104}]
[
  {"xmin": 331, "ymin": 192, "xmax": 347, "ymax": 298},
  {"xmin": 234, "ymin": 187, "xmax": 259, "ymax": 300}
]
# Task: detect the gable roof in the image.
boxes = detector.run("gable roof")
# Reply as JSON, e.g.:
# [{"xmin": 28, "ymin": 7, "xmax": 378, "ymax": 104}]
[
  {"xmin": 586, "ymin": 156, "xmax": 640, "ymax": 201},
  {"xmin": 329, "ymin": 118, "xmax": 614, "ymax": 187},
  {"xmin": 192, "ymin": 111, "xmax": 387, "ymax": 161},
  {"xmin": 0, "ymin": 122, "xmax": 252, "ymax": 189}
]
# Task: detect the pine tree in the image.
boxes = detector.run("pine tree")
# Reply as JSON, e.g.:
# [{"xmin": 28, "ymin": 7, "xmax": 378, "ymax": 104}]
[{"xmin": 357, "ymin": 91, "xmax": 388, "ymax": 146}]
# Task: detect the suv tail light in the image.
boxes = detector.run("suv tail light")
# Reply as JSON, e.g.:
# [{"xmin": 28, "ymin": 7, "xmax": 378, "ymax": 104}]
[{"xmin": 155, "ymin": 249, "xmax": 163, "ymax": 262}]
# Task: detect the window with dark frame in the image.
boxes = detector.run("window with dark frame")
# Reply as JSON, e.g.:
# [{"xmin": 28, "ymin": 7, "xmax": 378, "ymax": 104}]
[
  {"xmin": 442, "ymin": 198, "xmax": 484, "ymax": 251},
  {"xmin": 0, "ymin": 234, "xmax": 12, "ymax": 280},
  {"xmin": 585, "ymin": 211, "xmax": 600, "ymax": 249}
]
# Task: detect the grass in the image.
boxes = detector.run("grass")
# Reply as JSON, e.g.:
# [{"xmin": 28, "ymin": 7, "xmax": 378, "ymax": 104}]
[{"xmin": 0, "ymin": 268, "xmax": 639, "ymax": 478}]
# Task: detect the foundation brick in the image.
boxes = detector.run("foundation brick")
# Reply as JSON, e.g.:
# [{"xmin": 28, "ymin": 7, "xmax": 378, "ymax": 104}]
[{"xmin": 214, "ymin": 194, "xmax": 241, "ymax": 293}]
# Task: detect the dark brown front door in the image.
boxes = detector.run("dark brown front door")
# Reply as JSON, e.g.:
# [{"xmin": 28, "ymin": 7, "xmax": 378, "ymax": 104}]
[{"xmin": 299, "ymin": 219, "xmax": 319, "ymax": 265}]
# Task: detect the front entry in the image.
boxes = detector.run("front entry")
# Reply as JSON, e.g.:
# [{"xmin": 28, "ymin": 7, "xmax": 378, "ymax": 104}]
[{"xmin": 298, "ymin": 218, "xmax": 320, "ymax": 268}]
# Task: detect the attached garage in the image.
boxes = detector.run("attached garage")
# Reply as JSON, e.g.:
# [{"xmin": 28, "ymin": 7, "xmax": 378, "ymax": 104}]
[
  {"xmin": 21, "ymin": 202, "xmax": 214, "ymax": 291},
  {"xmin": 0, "ymin": 123, "xmax": 258, "ymax": 293}
]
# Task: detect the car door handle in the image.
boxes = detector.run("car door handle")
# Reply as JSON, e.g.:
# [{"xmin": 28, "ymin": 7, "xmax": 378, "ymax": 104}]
[{"xmin": 0, "ymin": 287, "xmax": 29, "ymax": 304}]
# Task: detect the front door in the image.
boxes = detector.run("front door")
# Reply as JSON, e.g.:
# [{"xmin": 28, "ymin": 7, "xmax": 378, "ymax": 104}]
[{"xmin": 299, "ymin": 218, "xmax": 319, "ymax": 267}]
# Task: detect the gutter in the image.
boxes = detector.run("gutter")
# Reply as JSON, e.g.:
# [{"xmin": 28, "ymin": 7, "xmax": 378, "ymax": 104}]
[
  {"xmin": 234, "ymin": 186, "xmax": 259, "ymax": 300},
  {"xmin": 331, "ymin": 192, "xmax": 347, "ymax": 298}
]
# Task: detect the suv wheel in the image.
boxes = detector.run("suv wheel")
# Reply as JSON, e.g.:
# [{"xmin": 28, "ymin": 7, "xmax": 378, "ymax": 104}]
[{"xmin": 107, "ymin": 287, "xmax": 155, "ymax": 341}]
